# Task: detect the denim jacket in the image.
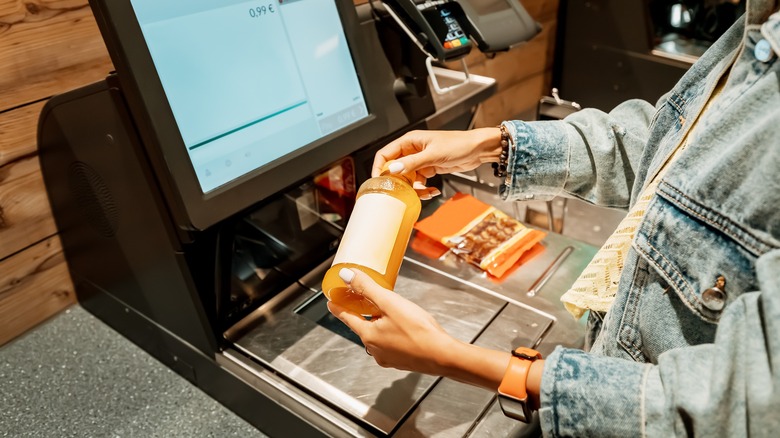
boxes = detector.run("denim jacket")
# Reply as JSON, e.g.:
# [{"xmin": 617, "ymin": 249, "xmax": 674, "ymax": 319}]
[{"xmin": 500, "ymin": 1, "xmax": 780, "ymax": 436}]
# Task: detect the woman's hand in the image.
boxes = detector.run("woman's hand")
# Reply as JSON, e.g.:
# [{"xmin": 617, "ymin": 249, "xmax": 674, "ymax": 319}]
[
  {"xmin": 372, "ymin": 128, "xmax": 503, "ymax": 198},
  {"xmin": 327, "ymin": 268, "xmax": 513, "ymax": 390},
  {"xmin": 326, "ymin": 268, "xmax": 458, "ymax": 376}
]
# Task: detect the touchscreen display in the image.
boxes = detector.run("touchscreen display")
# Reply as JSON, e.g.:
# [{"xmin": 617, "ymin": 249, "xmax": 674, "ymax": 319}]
[{"xmin": 129, "ymin": 0, "xmax": 369, "ymax": 193}]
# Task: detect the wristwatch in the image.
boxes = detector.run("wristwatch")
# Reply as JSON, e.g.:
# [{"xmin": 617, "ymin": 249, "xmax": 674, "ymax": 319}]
[{"xmin": 497, "ymin": 347, "xmax": 542, "ymax": 423}]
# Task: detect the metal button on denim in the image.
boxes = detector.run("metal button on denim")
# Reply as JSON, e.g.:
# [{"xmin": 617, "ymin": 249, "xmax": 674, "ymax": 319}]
[
  {"xmin": 702, "ymin": 276, "xmax": 727, "ymax": 312},
  {"xmin": 754, "ymin": 39, "xmax": 773, "ymax": 62},
  {"xmin": 702, "ymin": 287, "xmax": 726, "ymax": 311}
]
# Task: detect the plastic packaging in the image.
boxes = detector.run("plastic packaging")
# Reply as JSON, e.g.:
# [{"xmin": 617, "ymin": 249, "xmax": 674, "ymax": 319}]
[
  {"xmin": 322, "ymin": 167, "xmax": 421, "ymax": 316},
  {"xmin": 414, "ymin": 193, "xmax": 545, "ymax": 278}
]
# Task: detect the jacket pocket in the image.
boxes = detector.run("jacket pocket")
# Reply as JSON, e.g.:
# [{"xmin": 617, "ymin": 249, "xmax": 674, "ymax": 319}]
[{"xmin": 632, "ymin": 187, "xmax": 761, "ymax": 323}]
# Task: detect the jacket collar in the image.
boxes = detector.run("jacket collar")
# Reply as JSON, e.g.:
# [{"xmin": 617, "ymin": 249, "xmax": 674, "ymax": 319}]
[{"xmin": 761, "ymin": 10, "xmax": 780, "ymax": 57}]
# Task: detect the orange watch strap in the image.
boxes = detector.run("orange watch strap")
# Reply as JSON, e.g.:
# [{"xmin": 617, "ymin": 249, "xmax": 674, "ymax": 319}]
[
  {"xmin": 498, "ymin": 347, "xmax": 542, "ymax": 410},
  {"xmin": 498, "ymin": 356, "xmax": 531, "ymax": 399}
]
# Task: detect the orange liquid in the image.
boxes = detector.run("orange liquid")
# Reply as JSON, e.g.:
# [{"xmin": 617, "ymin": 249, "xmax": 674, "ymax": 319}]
[
  {"xmin": 322, "ymin": 263, "xmax": 393, "ymax": 316},
  {"xmin": 322, "ymin": 173, "xmax": 421, "ymax": 317}
]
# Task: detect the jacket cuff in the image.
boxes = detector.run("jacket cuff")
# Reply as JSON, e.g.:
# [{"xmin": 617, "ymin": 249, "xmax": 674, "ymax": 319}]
[
  {"xmin": 539, "ymin": 346, "xmax": 650, "ymax": 437},
  {"xmin": 499, "ymin": 120, "xmax": 571, "ymax": 202}
]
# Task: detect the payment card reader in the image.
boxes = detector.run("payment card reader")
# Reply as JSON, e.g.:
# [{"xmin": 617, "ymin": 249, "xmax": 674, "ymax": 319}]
[
  {"xmin": 381, "ymin": 0, "xmax": 540, "ymax": 93},
  {"xmin": 383, "ymin": 0, "xmax": 475, "ymax": 62}
]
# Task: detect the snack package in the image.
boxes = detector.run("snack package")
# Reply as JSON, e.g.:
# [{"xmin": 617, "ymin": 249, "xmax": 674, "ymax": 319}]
[{"xmin": 414, "ymin": 193, "xmax": 546, "ymax": 278}]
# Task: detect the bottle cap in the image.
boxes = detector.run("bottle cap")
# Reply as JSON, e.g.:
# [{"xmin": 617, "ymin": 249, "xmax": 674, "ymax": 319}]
[{"xmin": 380, "ymin": 161, "xmax": 417, "ymax": 185}]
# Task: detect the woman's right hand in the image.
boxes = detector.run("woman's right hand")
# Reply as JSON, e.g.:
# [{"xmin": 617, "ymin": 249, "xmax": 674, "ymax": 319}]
[
  {"xmin": 327, "ymin": 268, "xmax": 513, "ymax": 391},
  {"xmin": 371, "ymin": 127, "xmax": 503, "ymax": 181},
  {"xmin": 327, "ymin": 268, "xmax": 458, "ymax": 376}
]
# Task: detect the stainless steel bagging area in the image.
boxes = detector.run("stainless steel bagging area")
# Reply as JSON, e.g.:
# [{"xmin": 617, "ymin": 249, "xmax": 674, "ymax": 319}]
[
  {"xmin": 217, "ymin": 196, "xmax": 595, "ymax": 436},
  {"xmin": 37, "ymin": 0, "xmax": 594, "ymax": 436}
]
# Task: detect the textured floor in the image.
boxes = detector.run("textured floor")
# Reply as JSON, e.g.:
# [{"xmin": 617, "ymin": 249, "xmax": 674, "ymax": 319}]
[{"xmin": 0, "ymin": 306, "xmax": 267, "ymax": 438}]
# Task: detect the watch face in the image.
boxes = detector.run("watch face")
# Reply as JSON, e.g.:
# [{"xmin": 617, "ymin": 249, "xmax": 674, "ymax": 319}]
[{"xmin": 498, "ymin": 392, "xmax": 532, "ymax": 423}]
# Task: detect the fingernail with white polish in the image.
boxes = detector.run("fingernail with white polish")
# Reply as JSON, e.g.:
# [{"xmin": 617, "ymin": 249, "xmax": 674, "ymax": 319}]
[
  {"xmin": 388, "ymin": 161, "xmax": 405, "ymax": 174},
  {"xmin": 420, "ymin": 194, "xmax": 432, "ymax": 201},
  {"xmin": 339, "ymin": 268, "xmax": 355, "ymax": 284},
  {"xmin": 430, "ymin": 188, "xmax": 442, "ymax": 197},
  {"xmin": 413, "ymin": 181, "xmax": 427, "ymax": 190}
]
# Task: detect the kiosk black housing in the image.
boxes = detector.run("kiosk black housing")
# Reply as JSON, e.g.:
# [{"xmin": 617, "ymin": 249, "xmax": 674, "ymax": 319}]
[
  {"xmin": 37, "ymin": 0, "xmax": 555, "ymax": 436},
  {"xmin": 38, "ymin": 2, "xmax": 435, "ymax": 435}
]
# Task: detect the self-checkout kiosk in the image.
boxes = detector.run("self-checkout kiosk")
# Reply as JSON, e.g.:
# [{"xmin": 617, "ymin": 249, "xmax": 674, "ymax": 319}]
[{"xmin": 38, "ymin": 1, "xmax": 594, "ymax": 436}]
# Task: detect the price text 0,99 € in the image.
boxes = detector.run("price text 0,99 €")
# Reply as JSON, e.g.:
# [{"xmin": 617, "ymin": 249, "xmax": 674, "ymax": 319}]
[{"xmin": 249, "ymin": 4, "xmax": 276, "ymax": 18}]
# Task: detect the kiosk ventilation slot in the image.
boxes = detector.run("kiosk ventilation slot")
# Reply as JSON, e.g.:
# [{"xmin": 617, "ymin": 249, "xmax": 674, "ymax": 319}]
[{"xmin": 68, "ymin": 161, "xmax": 119, "ymax": 238}]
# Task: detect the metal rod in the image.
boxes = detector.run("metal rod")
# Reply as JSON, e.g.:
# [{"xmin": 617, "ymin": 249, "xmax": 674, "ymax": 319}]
[
  {"xmin": 526, "ymin": 246, "xmax": 574, "ymax": 297},
  {"xmin": 546, "ymin": 200, "xmax": 555, "ymax": 232}
]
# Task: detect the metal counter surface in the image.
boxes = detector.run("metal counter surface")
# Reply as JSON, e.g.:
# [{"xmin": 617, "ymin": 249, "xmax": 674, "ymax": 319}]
[
  {"xmin": 406, "ymin": 198, "xmax": 598, "ymax": 355},
  {"xmin": 227, "ymin": 196, "xmax": 597, "ymax": 437},
  {"xmin": 231, "ymin": 258, "xmax": 556, "ymax": 435}
]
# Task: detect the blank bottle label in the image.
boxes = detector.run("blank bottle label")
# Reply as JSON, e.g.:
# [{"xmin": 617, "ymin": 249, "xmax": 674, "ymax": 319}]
[{"xmin": 332, "ymin": 193, "xmax": 405, "ymax": 275}]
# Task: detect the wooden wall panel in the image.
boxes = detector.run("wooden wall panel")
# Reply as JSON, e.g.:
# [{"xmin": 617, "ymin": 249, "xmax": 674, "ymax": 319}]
[
  {"xmin": 0, "ymin": 0, "xmax": 105, "ymax": 344},
  {"xmin": 475, "ymin": 72, "xmax": 547, "ymax": 127},
  {"xmin": 0, "ymin": 103, "xmax": 57, "ymax": 262},
  {"xmin": 0, "ymin": 0, "xmax": 112, "ymax": 112},
  {"xmin": 0, "ymin": 235, "xmax": 75, "ymax": 346},
  {"xmin": 0, "ymin": 156, "xmax": 57, "ymax": 261},
  {"xmin": 0, "ymin": 101, "xmax": 44, "ymax": 167}
]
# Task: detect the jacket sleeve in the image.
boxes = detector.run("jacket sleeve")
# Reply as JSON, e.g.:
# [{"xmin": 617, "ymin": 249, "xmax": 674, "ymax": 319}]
[
  {"xmin": 538, "ymin": 249, "xmax": 780, "ymax": 437},
  {"xmin": 500, "ymin": 98, "xmax": 658, "ymax": 210}
]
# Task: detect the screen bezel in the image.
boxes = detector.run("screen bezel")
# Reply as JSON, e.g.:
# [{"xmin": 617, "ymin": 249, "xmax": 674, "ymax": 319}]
[{"xmin": 88, "ymin": 0, "xmax": 405, "ymax": 230}]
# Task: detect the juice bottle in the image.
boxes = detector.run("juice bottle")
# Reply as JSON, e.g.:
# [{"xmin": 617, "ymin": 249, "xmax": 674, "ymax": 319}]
[{"xmin": 322, "ymin": 166, "xmax": 421, "ymax": 317}]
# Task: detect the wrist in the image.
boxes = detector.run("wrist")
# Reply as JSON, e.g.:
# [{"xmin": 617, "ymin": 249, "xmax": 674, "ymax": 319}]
[
  {"xmin": 472, "ymin": 127, "xmax": 504, "ymax": 164},
  {"xmin": 527, "ymin": 359, "xmax": 544, "ymax": 409},
  {"xmin": 435, "ymin": 339, "xmax": 510, "ymax": 390}
]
